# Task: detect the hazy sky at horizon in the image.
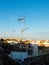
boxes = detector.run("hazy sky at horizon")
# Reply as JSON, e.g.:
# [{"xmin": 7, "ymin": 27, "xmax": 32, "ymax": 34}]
[{"xmin": 0, "ymin": 0, "xmax": 49, "ymax": 39}]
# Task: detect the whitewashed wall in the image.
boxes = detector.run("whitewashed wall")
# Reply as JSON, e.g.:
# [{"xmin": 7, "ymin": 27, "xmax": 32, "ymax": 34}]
[{"xmin": 9, "ymin": 51, "xmax": 28, "ymax": 61}]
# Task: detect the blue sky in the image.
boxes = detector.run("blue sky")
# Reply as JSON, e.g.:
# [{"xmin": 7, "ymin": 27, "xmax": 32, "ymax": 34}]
[{"xmin": 0, "ymin": 0, "xmax": 49, "ymax": 39}]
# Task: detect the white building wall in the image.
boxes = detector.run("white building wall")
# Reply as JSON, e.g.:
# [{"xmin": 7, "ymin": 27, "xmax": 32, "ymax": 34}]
[{"xmin": 9, "ymin": 52, "xmax": 27, "ymax": 61}]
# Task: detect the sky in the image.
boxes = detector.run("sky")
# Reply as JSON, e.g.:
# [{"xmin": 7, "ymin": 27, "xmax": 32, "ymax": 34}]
[{"xmin": 0, "ymin": 0, "xmax": 49, "ymax": 39}]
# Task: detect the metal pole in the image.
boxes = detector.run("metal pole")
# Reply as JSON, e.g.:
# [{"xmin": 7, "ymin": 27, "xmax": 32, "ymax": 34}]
[
  {"xmin": 21, "ymin": 22, "xmax": 24, "ymax": 41},
  {"xmin": 18, "ymin": 17, "xmax": 25, "ymax": 41},
  {"xmin": 11, "ymin": 31, "xmax": 15, "ymax": 43}
]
